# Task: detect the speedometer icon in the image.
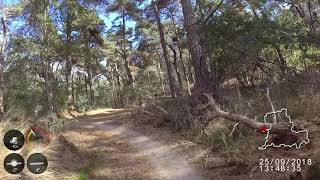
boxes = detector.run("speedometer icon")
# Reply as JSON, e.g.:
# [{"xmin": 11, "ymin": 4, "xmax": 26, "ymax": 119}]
[{"xmin": 25, "ymin": 126, "xmax": 50, "ymax": 148}]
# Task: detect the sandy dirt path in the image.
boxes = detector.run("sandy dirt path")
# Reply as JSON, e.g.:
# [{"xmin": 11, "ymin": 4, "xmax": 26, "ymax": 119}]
[{"xmin": 62, "ymin": 109, "xmax": 206, "ymax": 180}]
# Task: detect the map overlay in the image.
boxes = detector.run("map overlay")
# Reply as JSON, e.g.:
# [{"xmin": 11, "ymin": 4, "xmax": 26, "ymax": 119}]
[{"xmin": 258, "ymin": 108, "xmax": 310, "ymax": 150}]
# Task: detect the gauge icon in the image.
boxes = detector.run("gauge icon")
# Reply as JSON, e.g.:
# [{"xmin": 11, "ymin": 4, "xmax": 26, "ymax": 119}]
[
  {"xmin": 4, "ymin": 153, "xmax": 25, "ymax": 174},
  {"xmin": 3, "ymin": 130, "xmax": 25, "ymax": 150},
  {"xmin": 27, "ymin": 153, "xmax": 48, "ymax": 174},
  {"xmin": 25, "ymin": 126, "xmax": 50, "ymax": 148}
]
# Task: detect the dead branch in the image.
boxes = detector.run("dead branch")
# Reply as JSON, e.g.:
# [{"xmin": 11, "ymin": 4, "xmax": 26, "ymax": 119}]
[
  {"xmin": 266, "ymin": 87, "xmax": 277, "ymax": 123},
  {"xmin": 229, "ymin": 122, "xmax": 239, "ymax": 137},
  {"xmin": 139, "ymin": 109, "xmax": 162, "ymax": 118},
  {"xmin": 204, "ymin": 147, "xmax": 214, "ymax": 168},
  {"xmin": 150, "ymin": 103, "xmax": 169, "ymax": 116},
  {"xmin": 200, "ymin": 93, "xmax": 292, "ymax": 135}
]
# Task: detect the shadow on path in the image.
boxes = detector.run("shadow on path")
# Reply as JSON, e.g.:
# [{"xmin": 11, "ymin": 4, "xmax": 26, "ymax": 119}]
[{"xmin": 61, "ymin": 109, "xmax": 206, "ymax": 180}]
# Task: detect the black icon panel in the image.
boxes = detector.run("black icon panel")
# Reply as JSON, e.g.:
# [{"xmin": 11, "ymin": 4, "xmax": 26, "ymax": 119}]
[
  {"xmin": 3, "ymin": 130, "xmax": 25, "ymax": 151},
  {"xmin": 27, "ymin": 153, "xmax": 48, "ymax": 174},
  {"xmin": 3, "ymin": 128, "xmax": 50, "ymax": 175},
  {"xmin": 3, "ymin": 153, "xmax": 25, "ymax": 174}
]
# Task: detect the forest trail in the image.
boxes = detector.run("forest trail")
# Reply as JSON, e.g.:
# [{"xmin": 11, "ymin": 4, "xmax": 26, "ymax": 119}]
[{"xmin": 61, "ymin": 109, "xmax": 206, "ymax": 180}]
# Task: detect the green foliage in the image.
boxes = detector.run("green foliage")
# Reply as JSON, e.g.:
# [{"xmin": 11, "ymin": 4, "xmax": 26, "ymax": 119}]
[
  {"xmin": 77, "ymin": 170, "xmax": 88, "ymax": 180},
  {"xmin": 74, "ymin": 96, "xmax": 92, "ymax": 113},
  {"xmin": 3, "ymin": 0, "xmax": 319, "ymax": 119},
  {"xmin": 205, "ymin": 118, "xmax": 248, "ymax": 153}
]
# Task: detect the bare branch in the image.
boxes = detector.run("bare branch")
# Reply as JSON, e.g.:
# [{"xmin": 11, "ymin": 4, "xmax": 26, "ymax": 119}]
[
  {"xmin": 266, "ymin": 87, "xmax": 277, "ymax": 123},
  {"xmin": 150, "ymin": 103, "xmax": 168, "ymax": 116},
  {"xmin": 200, "ymin": 93, "xmax": 293, "ymax": 135},
  {"xmin": 229, "ymin": 122, "xmax": 239, "ymax": 137},
  {"xmin": 204, "ymin": 0, "xmax": 224, "ymax": 24}
]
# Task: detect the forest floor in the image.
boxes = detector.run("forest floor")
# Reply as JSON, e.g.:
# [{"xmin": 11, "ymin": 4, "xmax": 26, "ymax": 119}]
[
  {"xmin": 59, "ymin": 108, "xmax": 206, "ymax": 180},
  {"xmin": 1, "ymin": 107, "xmax": 319, "ymax": 180}
]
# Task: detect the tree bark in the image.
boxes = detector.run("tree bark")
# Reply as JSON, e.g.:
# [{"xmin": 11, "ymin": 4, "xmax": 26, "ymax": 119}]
[
  {"xmin": 275, "ymin": 46, "xmax": 287, "ymax": 75},
  {"xmin": 187, "ymin": 53, "xmax": 195, "ymax": 84},
  {"xmin": 152, "ymin": 0, "xmax": 177, "ymax": 98},
  {"xmin": 201, "ymin": 93, "xmax": 296, "ymax": 136},
  {"xmin": 177, "ymin": 40, "xmax": 191, "ymax": 95},
  {"xmin": 0, "ymin": 16, "xmax": 7, "ymax": 119},
  {"xmin": 85, "ymin": 75, "xmax": 89, "ymax": 100},
  {"xmin": 71, "ymin": 73, "xmax": 75, "ymax": 103},
  {"xmin": 65, "ymin": 16, "xmax": 73, "ymax": 105},
  {"xmin": 181, "ymin": 0, "xmax": 215, "ymax": 90},
  {"xmin": 168, "ymin": 44, "xmax": 183, "ymax": 94},
  {"xmin": 111, "ymin": 66, "xmax": 117, "ymax": 108},
  {"xmin": 114, "ymin": 61, "xmax": 123, "ymax": 106},
  {"xmin": 43, "ymin": 10, "xmax": 54, "ymax": 113},
  {"xmin": 44, "ymin": 61, "xmax": 54, "ymax": 113},
  {"xmin": 157, "ymin": 53, "xmax": 165, "ymax": 95},
  {"xmin": 167, "ymin": 9, "xmax": 191, "ymax": 95},
  {"xmin": 121, "ymin": 11, "xmax": 133, "ymax": 85},
  {"xmin": 87, "ymin": 66, "xmax": 94, "ymax": 104}
]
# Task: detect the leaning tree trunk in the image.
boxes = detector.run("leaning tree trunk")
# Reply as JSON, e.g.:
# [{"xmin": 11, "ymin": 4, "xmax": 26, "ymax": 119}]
[
  {"xmin": 44, "ymin": 61, "xmax": 54, "ymax": 113},
  {"xmin": 168, "ymin": 44, "xmax": 183, "ymax": 94},
  {"xmin": 181, "ymin": 0, "xmax": 214, "ymax": 90},
  {"xmin": 111, "ymin": 66, "xmax": 117, "ymax": 108},
  {"xmin": 167, "ymin": 9, "xmax": 191, "ymax": 95},
  {"xmin": 65, "ymin": 59, "xmax": 73, "ymax": 104},
  {"xmin": 199, "ymin": 93, "xmax": 303, "ymax": 137},
  {"xmin": 0, "ymin": 54, "xmax": 4, "ymax": 119},
  {"xmin": 71, "ymin": 73, "xmax": 75, "ymax": 103},
  {"xmin": 177, "ymin": 40, "xmax": 191, "ymax": 95},
  {"xmin": 43, "ymin": 10, "xmax": 54, "ymax": 113},
  {"xmin": 274, "ymin": 46, "xmax": 288, "ymax": 75},
  {"xmin": 87, "ymin": 66, "xmax": 94, "ymax": 105},
  {"xmin": 65, "ymin": 8, "xmax": 73, "ymax": 105},
  {"xmin": 157, "ymin": 53, "xmax": 165, "ymax": 95},
  {"xmin": 152, "ymin": 0, "xmax": 177, "ymax": 98},
  {"xmin": 121, "ymin": 11, "xmax": 133, "ymax": 85},
  {"xmin": 114, "ymin": 61, "xmax": 123, "ymax": 107},
  {"xmin": 0, "ymin": 16, "xmax": 7, "ymax": 119}
]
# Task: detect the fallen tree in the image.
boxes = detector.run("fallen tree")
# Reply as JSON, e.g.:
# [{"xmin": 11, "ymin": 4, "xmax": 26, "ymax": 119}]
[
  {"xmin": 200, "ymin": 93, "xmax": 294, "ymax": 136},
  {"xmin": 133, "ymin": 92, "xmax": 300, "ymax": 141},
  {"xmin": 131, "ymin": 102, "xmax": 170, "ymax": 127}
]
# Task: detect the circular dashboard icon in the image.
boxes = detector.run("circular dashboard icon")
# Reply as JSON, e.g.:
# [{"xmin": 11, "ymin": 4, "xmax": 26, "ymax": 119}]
[
  {"xmin": 27, "ymin": 153, "xmax": 48, "ymax": 174},
  {"xmin": 3, "ymin": 130, "xmax": 25, "ymax": 150},
  {"xmin": 25, "ymin": 127, "xmax": 50, "ymax": 148},
  {"xmin": 4, "ymin": 153, "xmax": 25, "ymax": 174}
]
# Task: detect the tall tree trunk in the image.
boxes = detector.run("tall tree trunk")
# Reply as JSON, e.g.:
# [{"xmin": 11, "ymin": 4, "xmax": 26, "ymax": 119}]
[
  {"xmin": 76, "ymin": 75, "xmax": 80, "ymax": 101},
  {"xmin": 0, "ymin": 56, "xmax": 4, "ymax": 119},
  {"xmin": 65, "ymin": 61, "xmax": 72, "ymax": 104},
  {"xmin": 87, "ymin": 66, "xmax": 94, "ymax": 104},
  {"xmin": 122, "ymin": 11, "xmax": 133, "ymax": 85},
  {"xmin": 188, "ymin": 53, "xmax": 195, "ymax": 84},
  {"xmin": 65, "ymin": 11, "xmax": 73, "ymax": 105},
  {"xmin": 152, "ymin": 0, "xmax": 177, "ymax": 98},
  {"xmin": 84, "ymin": 75, "xmax": 89, "ymax": 100},
  {"xmin": 167, "ymin": 9, "xmax": 191, "ymax": 95},
  {"xmin": 177, "ymin": 42, "xmax": 191, "ymax": 95},
  {"xmin": 44, "ymin": 61, "xmax": 54, "ymax": 113},
  {"xmin": 0, "ymin": 16, "xmax": 7, "ymax": 119},
  {"xmin": 275, "ymin": 46, "xmax": 287, "ymax": 75},
  {"xmin": 114, "ymin": 61, "xmax": 123, "ymax": 106},
  {"xmin": 71, "ymin": 73, "xmax": 75, "ymax": 103},
  {"xmin": 157, "ymin": 53, "xmax": 165, "ymax": 95},
  {"xmin": 111, "ymin": 66, "xmax": 117, "ymax": 108},
  {"xmin": 168, "ymin": 44, "xmax": 183, "ymax": 94},
  {"xmin": 181, "ymin": 0, "xmax": 214, "ymax": 90},
  {"xmin": 43, "ymin": 10, "xmax": 54, "ymax": 113}
]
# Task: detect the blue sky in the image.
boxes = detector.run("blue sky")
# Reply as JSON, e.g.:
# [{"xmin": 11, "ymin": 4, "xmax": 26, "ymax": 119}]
[
  {"xmin": 4, "ymin": 0, "xmax": 151, "ymax": 32},
  {"xmin": 3, "ymin": 0, "xmax": 151, "ymax": 50},
  {"xmin": 4, "ymin": 0, "xmax": 19, "ymax": 5}
]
